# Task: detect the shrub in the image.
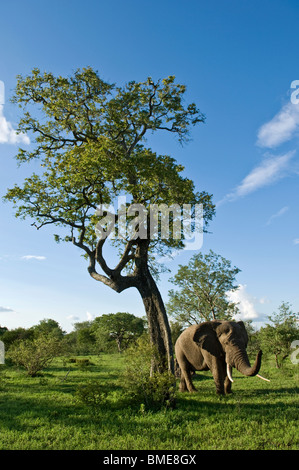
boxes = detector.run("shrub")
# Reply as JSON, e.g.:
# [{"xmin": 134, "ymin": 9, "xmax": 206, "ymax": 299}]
[
  {"xmin": 8, "ymin": 334, "xmax": 61, "ymax": 376},
  {"xmin": 68, "ymin": 358, "xmax": 77, "ymax": 363},
  {"xmin": 122, "ymin": 335, "xmax": 176, "ymax": 411},
  {"xmin": 67, "ymin": 357, "xmax": 94, "ymax": 368},
  {"xmin": 75, "ymin": 381, "xmax": 108, "ymax": 416}
]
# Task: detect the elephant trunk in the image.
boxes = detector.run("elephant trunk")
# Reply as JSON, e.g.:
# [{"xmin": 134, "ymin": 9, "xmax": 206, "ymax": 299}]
[
  {"xmin": 228, "ymin": 347, "xmax": 262, "ymax": 377},
  {"xmin": 236, "ymin": 350, "xmax": 262, "ymax": 376}
]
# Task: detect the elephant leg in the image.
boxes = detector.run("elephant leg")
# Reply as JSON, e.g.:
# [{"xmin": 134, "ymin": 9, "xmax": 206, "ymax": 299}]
[
  {"xmin": 181, "ymin": 368, "xmax": 197, "ymax": 393},
  {"xmin": 214, "ymin": 375, "xmax": 225, "ymax": 395},
  {"xmin": 224, "ymin": 376, "xmax": 232, "ymax": 394},
  {"xmin": 176, "ymin": 353, "xmax": 197, "ymax": 393},
  {"xmin": 207, "ymin": 356, "xmax": 226, "ymax": 395},
  {"xmin": 179, "ymin": 376, "xmax": 188, "ymax": 392}
]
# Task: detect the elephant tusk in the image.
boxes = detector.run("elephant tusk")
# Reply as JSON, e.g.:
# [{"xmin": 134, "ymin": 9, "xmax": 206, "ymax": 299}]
[
  {"xmin": 256, "ymin": 374, "xmax": 270, "ymax": 382},
  {"xmin": 226, "ymin": 363, "xmax": 234, "ymax": 383}
]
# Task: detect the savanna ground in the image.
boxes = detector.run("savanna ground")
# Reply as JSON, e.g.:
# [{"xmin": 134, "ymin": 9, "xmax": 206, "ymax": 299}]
[{"xmin": 0, "ymin": 353, "xmax": 298, "ymax": 450}]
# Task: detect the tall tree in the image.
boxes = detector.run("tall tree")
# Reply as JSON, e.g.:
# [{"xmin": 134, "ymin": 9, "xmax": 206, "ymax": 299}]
[
  {"xmin": 167, "ymin": 250, "xmax": 240, "ymax": 325},
  {"xmin": 4, "ymin": 68, "xmax": 215, "ymax": 373}
]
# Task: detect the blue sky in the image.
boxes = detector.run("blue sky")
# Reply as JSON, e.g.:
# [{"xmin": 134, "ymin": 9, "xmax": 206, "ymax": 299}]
[{"xmin": 0, "ymin": 0, "xmax": 299, "ymax": 332}]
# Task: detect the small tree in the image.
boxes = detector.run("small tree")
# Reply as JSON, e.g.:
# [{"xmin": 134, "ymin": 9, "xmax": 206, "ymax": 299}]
[
  {"xmin": 8, "ymin": 334, "xmax": 62, "ymax": 376},
  {"xmin": 1, "ymin": 327, "xmax": 34, "ymax": 350},
  {"xmin": 93, "ymin": 312, "xmax": 145, "ymax": 353},
  {"xmin": 167, "ymin": 250, "xmax": 240, "ymax": 325},
  {"xmin": 32, "ymin": 318, "xmax": 65, "ymax": 339},
  {"xmin": 259, "ymin": 301, "xmax": 299, "ymax": 368},
  {"xmin": 0, "ymin": 326, "xmax": 8, "ymax": 337},
  {"xmin": 68, "ymin": 321, "xmax": 96, "ymax": 355},
  {"xmin": 76, "ymin": 327, "xmax": 96, "ymax": 354}
]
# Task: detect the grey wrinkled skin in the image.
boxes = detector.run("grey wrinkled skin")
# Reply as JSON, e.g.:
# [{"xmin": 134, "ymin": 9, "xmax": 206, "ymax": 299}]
[{"xmin": 175, "ymin": 320, "xmax": 262, "ymax": 395}]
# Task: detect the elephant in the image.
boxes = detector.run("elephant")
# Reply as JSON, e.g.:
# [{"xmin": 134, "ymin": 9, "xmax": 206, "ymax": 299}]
[{"xmin": 175, "ymin": 320, "xmax": 269, "ymax": 395}]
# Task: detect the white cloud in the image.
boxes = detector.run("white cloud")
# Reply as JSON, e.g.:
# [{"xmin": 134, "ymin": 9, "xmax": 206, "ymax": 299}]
[
  {"xmin": 0, "ymin": 306, "xmax": 15, "ymax": 313},
  {"xmin": 226, "ymin": 284, "xmax": 259, "ymax": 320},
  {"xmin": 218, "ymin": 152, "xmax": 295, "ymax": 205},
  {"xmin": 86, "ymin": 311, "xmax": 94, "ymax": 321},
  {"xmin": 265, "ymin": 206, "xmax": 289, "ymax": 226},
  {"xmin": 293, "ymin": 238, "xmax": 299, "ymax": 245},
  {"xmin": 21, "ymin": 255, "xmax": 46, "ymax": 261},
  {"xmin": 232, "ymin": 152, "xmax": 294, "ymax": 197},
  {"xmin": 66, "ymin": 312, "xmax": 94, "ymax": 324},
  {"xmin": 257, "ymin": 101, "xmax": 299, "ymax": 148},
  {"xmin": 259, "ymin": 296, "xmax": 270, "ymax": 305},
  {"xmin": 218, "ymin": 90, "xmax": 299, "ymax": 207},
  {"xmin": 0, "ymin": 105, "xmax": 30, "ymax": 145},
  {"xmin": 67, "ymin": 315, "xmax": 80, "ymax": 322}
]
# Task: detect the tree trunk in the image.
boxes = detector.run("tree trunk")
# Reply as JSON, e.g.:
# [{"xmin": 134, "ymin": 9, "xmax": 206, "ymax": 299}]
[
  {"xmin": 275, "ymin": 353, "xmax": 280, "ymax": 369},
  {"xmin": 116, "ymin": 337, "xmax": 122, "ymax": 354},
  {"xmin": 134, "ymin": 241, "xmax": 175, "ymax": 375},
  {"xmin": 136, "ymin": 273, "xmax": 174, "ymax": 374},
  {"xmin": 85, "ymin": 237, "xmax": 175, "ymax": 375}
]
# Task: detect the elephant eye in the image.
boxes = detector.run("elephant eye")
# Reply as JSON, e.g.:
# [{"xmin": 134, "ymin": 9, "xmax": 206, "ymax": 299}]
[{"xmin": 220, "ymin": 327, "xmax": 230, "ymax": 336}]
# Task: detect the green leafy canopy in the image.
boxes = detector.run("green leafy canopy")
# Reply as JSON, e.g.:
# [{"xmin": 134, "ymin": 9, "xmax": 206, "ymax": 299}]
[
  {"xmin": 4, "ymin": 67, "xmax": 215, "ymax": 281},
  {"xmin": 167, "ymin": 250, "xmax": 241, "ymax": 324}
]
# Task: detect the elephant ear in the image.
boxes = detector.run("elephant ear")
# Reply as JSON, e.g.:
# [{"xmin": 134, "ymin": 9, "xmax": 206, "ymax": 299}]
[{"xmin": 193, "ymin": 322, "xmax": 223, "ymax": 358}]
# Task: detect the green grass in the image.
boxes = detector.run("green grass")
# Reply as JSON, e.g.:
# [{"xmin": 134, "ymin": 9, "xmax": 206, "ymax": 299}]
[{"xmin": 0, "ymin": 354, "xmax": 298, "ymax": 450}]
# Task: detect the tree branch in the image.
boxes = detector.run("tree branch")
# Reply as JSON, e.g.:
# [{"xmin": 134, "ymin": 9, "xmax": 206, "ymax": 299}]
[
  {"xmin": 95, "ymin": 238, "xmax": 114, "ymax": 277},
  {"xmin": 114, "ymin": 240, "xmax": 136, "ymax": 275}
]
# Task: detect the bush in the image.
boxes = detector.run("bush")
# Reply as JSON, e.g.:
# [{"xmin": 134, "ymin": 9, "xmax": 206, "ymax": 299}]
[
  {"xmin": 122, "ymin": 335, "xmax": 176, "ymax": 411},
  {"xmin": 68, "ymin": 357, "xmax": 93, "ymax": 368},
  {"xmin": 75, "ymin": 381, "xmax": 108, "ymax": 416},
  {"xmin": 8, "ymin": 334, "xmax": 61, "ymax": 376}
]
